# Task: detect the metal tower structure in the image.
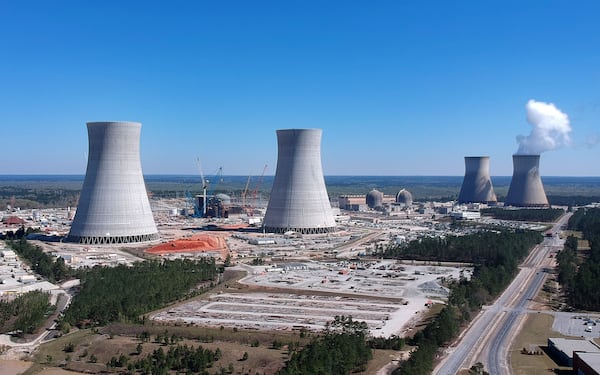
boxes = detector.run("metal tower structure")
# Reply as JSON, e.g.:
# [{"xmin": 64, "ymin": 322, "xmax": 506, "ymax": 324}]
[
  {"xmin": 67, "ymin": 121, "xmax": 159, "ymax": 244},
  {"xmin": 263, "ymin": 129, "xmax": 336, "ymax": 234}
]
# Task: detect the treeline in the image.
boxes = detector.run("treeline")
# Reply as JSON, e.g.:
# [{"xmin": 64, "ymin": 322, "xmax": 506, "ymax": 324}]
[
  {"xmin": 481, "ymin": 208, "xmax": 563, "ymax": 222},
  {"xmin": 384, "ymin": 229, "xmax": 542, "ymax": 268},
  {"xmin": 548, "ymin": 195, "xmax": 600, "ymax": 206},
  {"xmin": 278, "ymin": 316, "xmax": 373, "ymax": 375},
  {"xmin": 7, "ymin": 237, "xmax": 72, "ymax": 282},
  {"xmin": 557, "ymin": 208, "xmax": 600, "ymax": 310},
  {"xmin": 388, "ymin": 230, "xmax": 542, "ymax": 374},
  {"xmin": 129, "ymin": 344, "xmax": 218, "ymax": 374},
  {"xmin": 0, "ymin": 186, "xmax": 79, "ymax": 209},
  {"xmin": 62, "ymin": 259, "xmax": 218, "ymax": 327},
  {"xmin": 0, "ymin": 290, "xmax": 53, "ymax": 335}
]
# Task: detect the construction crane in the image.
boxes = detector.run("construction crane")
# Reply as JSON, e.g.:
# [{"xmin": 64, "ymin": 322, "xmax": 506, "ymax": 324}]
[
  {"xmin": 241, "ymin": 173, "xmax": 252, "ymax": 210},
  {"xmin": 250, "ymin": 164, "xmax": 268, "ymax": 214},
  {"xmin": 196, "ymin": 158, "xmax": 208, "ymax": 217},
  {"xmin": 205, "ymin": 167, "xmax": 224, "ymax": 217}
]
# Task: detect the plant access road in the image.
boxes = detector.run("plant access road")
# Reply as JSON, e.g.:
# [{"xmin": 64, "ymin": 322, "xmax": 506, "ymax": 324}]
[{"xmin": 433, "ymin": 213, "xmax": 571, "ymax": 375}]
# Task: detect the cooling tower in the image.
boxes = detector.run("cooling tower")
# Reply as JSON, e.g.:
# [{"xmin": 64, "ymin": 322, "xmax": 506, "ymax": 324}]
[
  {"xmin": 263, "ymin": 129, "xmax": 336, "ymax": 234},
  {"xmin": 457, "ymin": 156, "xmax": 497, "ymax": 204},
  {"xmin": 67, "ymin": 121, "xmax": 159, "ymax": 244},
  {"xmin": 505, "ymin": 154, "xmax": 549, "ymax": 207}
]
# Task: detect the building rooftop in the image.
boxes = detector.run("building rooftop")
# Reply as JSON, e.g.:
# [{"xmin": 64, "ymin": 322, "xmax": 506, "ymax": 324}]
[
  {"xmin": 575, "ymin": 352, "xmax": 600, "ymax": 371},
  {"xmin": 549, "ymin": 337, "xmax": 600, "ymax": 357}
]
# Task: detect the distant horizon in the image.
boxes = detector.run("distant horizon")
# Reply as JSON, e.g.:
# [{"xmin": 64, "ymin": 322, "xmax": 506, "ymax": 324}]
[{"xmin": 1, "ymin": 174, "xmax": 599, "ymax": 179}]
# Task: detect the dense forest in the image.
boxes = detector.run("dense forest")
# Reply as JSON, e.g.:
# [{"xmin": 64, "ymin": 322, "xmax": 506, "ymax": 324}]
[
  {"xmin": 0, "ymin": 290, "xmax": 53, "ymax": 335},
  {"xmin": 480, "ymin": 208, "xmax": 563, "ymax": 222},
  {"xmin": 547, "ymin": 195, "xmax": 600, "ymax": 207},
  {"xmin": 387, "ymin": 229, "xmax": 542, "ymax": 374},
  {"xmin": 62, "ymin": 259, "xmax": 218, "ymax": 327},
  {"xmin": 6, "ymin": 237, "xmax": 73, "ymax": 282},
  {"xmin": 0, "ymin": 185, "xmax": 80, "ymax": 209},
  {"xmin": 384, "ymin": 229, "xmax": 542, "ymax": 269},
  {"xmin": 557, "ymin": 208, "xmax": 600, "ymax": 310},
  {"xmin": 278, "ymin": 316, "xmax": 372, "ymax": 375}
]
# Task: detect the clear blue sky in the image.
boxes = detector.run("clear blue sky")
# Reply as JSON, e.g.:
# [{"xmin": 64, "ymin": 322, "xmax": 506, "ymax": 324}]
[{"xmin": 1, "ymin": 1, "xmax": 598, "ymax": 176}]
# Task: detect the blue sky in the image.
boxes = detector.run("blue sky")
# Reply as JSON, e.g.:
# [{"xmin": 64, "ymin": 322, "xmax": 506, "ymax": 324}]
[{"xmin": 1, "ymin": 1, "xmax": 599, "ymax": 176}]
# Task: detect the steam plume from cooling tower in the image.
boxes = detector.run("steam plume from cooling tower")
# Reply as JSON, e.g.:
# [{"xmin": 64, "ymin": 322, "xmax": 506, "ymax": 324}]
[{"xmin": 516, "ymin": 99, "xmax": 571, "ymax": 155}]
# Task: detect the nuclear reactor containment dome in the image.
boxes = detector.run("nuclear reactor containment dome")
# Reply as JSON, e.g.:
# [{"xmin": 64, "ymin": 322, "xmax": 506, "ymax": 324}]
[
  {"xmin": 67, "ymin": 121, "xmax": 159, "ymax": 244},
  {"xmin": 395, "ymin": 189, "xmax": 413, "ymax": 206},
  {"xmin": 263, "ymin": 129, "xmax": 336, "ymax": 234},
  {"xmin": 505, "ymin": 154, "xmax": 549, "ymax": 207},
  {"xmin": 457, "ymin": 156, "xmax": 497, "ymax": 204},
  {"xmin": 366, "ymin": 189, "xmax": 384, "ymax": 209}
]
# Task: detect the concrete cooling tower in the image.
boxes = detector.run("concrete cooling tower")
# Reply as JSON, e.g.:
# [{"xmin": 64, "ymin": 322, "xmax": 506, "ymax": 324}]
[
  {"xmin": 67, "ymin": 121, "xmax": 159, "ymax": 244},
  {"xmin": 505, "ymin": 154, "xmax": 549, "ymax": 207},
  {"xmin": 263, "ymin": 129, "xmax": 336, "ymax": 234},
  {"xmin": 457, "ymin": 156, "xmax": 497, "ymax": 204}
]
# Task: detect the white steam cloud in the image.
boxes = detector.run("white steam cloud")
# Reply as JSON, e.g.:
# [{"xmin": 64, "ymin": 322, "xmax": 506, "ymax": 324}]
[{"xmin": 516, "ymin": 99, "xmax": 572, "ymax": 155}]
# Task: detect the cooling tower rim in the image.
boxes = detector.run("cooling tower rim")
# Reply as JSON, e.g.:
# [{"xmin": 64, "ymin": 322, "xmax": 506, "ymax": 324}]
[
  {"xmin": 464, "ymin": 155, "xmax": 491, "ymax": 159},
  {"xmin": 276, "ymin": 128, "xmax": 322, "ymax": 132},
  {"xmin": 512, "ymin": 153, "xmax": 541, "ymax": 157},
  {"xmin": 87, "ymin": 121, "xmax": 141, "ymax": 126}
]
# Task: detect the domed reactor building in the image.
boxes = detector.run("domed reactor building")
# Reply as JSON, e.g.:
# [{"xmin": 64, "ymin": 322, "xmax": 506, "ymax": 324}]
[
  {"xmin": 395, "ymin": 189, "xmax": 413, "ymax": 206},
  {"xmin": 263, "ymin": 129, "xmax": 336, "ymax": 234},
  {"xmin": 366, "ymin": 189, "xmax": 384, "ymax": 209},
  {"xmin": 457, "ymin": 156, "xmax": 497, "ymax": 204},
  {"xmin": 505, "ymin": 154, "xmax": 549, "ymax": 207},
  {"xmin": 67, "ymin": 121, "xmax": 159, "ymax": 244}
]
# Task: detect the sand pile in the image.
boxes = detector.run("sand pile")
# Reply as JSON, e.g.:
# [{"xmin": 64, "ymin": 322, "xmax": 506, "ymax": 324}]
[{"xmin": 145, "ymin": 234, "xmax": 228, "ymax": 257}]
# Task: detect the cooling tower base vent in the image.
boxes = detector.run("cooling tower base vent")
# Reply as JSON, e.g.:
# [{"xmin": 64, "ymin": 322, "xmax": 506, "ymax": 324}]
[
  {"xmin": 263, "ymin": 226, "xmax": 336, "ymax": 235},
  {"xmin": 67, "ymin": 233, "xmax": 160, "ymax": 245}
]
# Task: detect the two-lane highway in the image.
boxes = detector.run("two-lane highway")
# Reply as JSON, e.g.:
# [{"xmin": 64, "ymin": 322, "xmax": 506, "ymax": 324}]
[{"xmin": 434, "ymin": 213, "xmax": 571, "ymax": 375}]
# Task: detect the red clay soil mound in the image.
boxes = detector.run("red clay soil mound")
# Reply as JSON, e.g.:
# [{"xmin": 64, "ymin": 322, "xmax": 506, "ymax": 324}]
[{"xmin": 145, "ymin": 234, "xmax": 227, "ymax": 255}]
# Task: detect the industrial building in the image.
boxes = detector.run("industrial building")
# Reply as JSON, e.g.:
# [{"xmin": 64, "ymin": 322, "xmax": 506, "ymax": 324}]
[
  {"xmin": 263, "ymin": 129, "xmax": 336, "ymax": 234},
  {"xmin": 395, "ymin": 189, "xmax": 413, "ymax": 206},
  {"xmin": 505, "ymin": 154, "xmax": 549, "ymax": 207},
  {"xmin": 547, "ymin": 337, "xmax": 600, "ymax": 367},
  {"xmin": 457, "ymin": 156, "xmax": 497, "ymax": 204},
  {"xmin": 67, "ymin": 121, "xmax": 159, "ymax": 244},
  {"xmin": 574, "ymin": 352, "xmax": 600, "ymax": 375},
  {"xmin": 338, "ymin": 195, "xmax": 368, "ymax": 211},
  {"xmin": 366, "ymin": 189, "xmax": 384, "ymax": 209},
  {"xmin": 339, "ymin": 189, "xmax": 412, "ymax": 213}
]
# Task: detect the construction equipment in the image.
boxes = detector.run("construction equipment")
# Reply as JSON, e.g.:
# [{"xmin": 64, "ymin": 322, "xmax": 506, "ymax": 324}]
[
  {"xmin": 241, "ymin": 174, "xmax": 252, "ymax": 210},
  {"xmin": 205, "ymin": 167, "xmax": 224, "ymax": 217},
  {"xmin": 196, "ymin": 158, "xmax": 208, "ymax": 217},
  {"xmin": 249, "ymin": 164, "xmax": 268, "ymax": 214}
]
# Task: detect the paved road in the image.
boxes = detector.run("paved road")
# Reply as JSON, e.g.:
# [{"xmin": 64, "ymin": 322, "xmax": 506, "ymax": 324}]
[{"xmin": 433, "ymin": 213, "xmax": 571, "ymax": 375}]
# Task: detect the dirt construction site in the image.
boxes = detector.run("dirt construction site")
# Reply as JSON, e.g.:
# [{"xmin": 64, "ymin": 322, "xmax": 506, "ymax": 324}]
[{"xmin": 151, "ymin": 259, "xmax": 471, "ymax": 337}]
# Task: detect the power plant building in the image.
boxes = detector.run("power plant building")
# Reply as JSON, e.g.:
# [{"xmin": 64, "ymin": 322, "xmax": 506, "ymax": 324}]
[
  {"xmin": 366, "ymin": 189, "xmax": 384, "ymax": 209},
  {"xmin": 67, "ymin": 121, "xmax": 159, "ymax": 244},
  {"xmin": 395, "ymin": 189, "xmax": 413, "ymax": 206},
  {"xmin": 457, "ymin": 156, "xmax": 497, "ymax": 204},
  {"xmin": 505, "ymin": 154, "xmax": 549, "ymax": 207},
  {"xmin": 263, "ymin": 129, "xmax": 336, "ymax": 234}
]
